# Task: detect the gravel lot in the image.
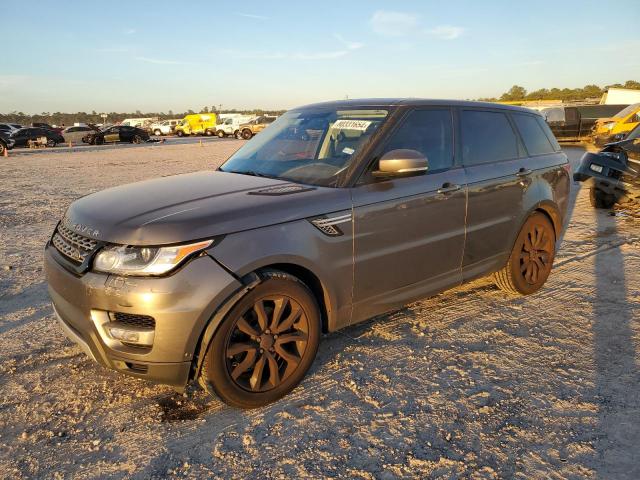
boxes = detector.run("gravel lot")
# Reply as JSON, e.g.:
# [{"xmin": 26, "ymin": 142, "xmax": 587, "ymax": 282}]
[{"xmin": 0, "ymin": 143, "xmax": 638, "ymax": 479}]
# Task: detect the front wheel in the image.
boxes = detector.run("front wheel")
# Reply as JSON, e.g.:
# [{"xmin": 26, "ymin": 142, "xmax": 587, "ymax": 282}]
[
  {"xmin": 0, "ymin": 142, "xmax": 6, "ymax": 156},
  {"xmin": 493, "ymin": 212, "xmax": 556, "ymax": 296},
  {"xmin": 176, "ymin": 130, "xmax": 184, "ymax": 137},
  {"xmin": 132, "ymin": 135, "xmax": 142, "ymax": 144},
  {"xmin": 46, "ymin": 139, "xmax": 57, "ymax": 148},
  {"xmin": 154, "ymin": 129, "xmax": 162, "ymax": 136},
  {"xmin": 589, "ymin": 187, "xmax": 616, "ymax": 209},
  {"xmin": 217, "ymin": 130, "xmax": 225, "ymax": 138},
  {"xmin": 200, "ymin": 270, "xmax": 321, "ymax": 408},
  {"xmin": 205, "ymin": 129, "xmax": 214, "ymax": 136}
]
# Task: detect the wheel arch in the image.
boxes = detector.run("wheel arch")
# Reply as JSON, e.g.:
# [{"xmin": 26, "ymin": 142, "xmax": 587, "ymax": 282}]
[
  {"xmin": 530, "ymin": 200, "xmax": 562, "ymax": 239},
  {"xmin": 191, "ymin": 260, "xmax": 334, "ymax": 384}
]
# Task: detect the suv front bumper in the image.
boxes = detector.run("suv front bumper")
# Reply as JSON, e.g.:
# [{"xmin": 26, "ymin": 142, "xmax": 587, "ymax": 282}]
[{"xmin": 44, "ymin": 245, "xmax": 242, "ymax": 390}]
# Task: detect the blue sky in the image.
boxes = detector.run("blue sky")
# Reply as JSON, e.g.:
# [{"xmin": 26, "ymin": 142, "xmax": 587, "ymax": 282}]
[{"xmin": 2, "ymin": 0, "xmax": 639, "ymax": 113}]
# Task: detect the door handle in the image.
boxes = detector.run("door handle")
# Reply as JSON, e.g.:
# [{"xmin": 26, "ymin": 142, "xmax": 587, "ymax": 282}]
[
  {"xmin": 437, "ymin": 183, "xmax": 461, "ymax": 194},
  {"xmin": 516, "ymin": 168, "xmax": 532, "ymax": 177}
]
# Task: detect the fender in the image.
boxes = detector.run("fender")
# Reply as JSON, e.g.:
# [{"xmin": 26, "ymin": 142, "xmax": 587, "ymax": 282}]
[{"xmin": 192, "ymin": 272, "xmax": 261, "ymax": 382}]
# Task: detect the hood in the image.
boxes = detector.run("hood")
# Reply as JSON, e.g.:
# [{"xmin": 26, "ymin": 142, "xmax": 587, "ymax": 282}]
[{"xmin": 64, "ymin": 171, "xmax": 351, "ymax": 246}]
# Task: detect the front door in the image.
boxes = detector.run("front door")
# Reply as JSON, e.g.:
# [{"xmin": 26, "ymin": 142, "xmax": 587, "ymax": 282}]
[
  {"xmin": 351, "ymin": 108, "xmax": 467, "ymax": 323},
  {"xmin": 103, "ymin": 127, "xmax": 120, "ymax": 143}
]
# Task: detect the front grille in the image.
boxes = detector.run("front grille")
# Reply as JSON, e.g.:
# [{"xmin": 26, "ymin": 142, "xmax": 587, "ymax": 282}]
[
  {"xmin": 110, "ymin": 312, "xmax": 156, "ymax": 329},
  {"xmin": 52, "ymin": 223, "xmax": 98, "ymax": 264}
]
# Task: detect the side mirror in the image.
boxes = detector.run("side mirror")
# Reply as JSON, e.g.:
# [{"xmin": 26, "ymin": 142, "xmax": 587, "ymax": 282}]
[{"xmin": 373, "ymin": 149, "xmax": 429, "ymax": 178}]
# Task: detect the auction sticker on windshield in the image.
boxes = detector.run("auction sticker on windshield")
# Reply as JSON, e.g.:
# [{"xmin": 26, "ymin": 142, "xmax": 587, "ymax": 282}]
[{"xmin": 332, "ymin": 119, "xmax": 372, "ymax": 131}]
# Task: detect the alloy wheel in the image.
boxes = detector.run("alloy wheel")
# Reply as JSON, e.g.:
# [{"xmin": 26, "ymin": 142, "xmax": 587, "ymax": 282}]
[
  {"xmin": 225, "ymin": 296, "xmax": 309, "ymax": 393},
  {"xmin": 519, "ymin": 223, "xmax": 553, "ymax": 285}
]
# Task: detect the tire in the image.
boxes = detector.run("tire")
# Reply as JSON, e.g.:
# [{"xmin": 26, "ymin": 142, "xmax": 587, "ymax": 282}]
[
  {"xmin": 241, "ymin": 129, "xmax": 252, "ymax": 140},
  {"xmin": 589, "ymin": 187, "xmax": 616, "ymax": 209},
  {"xmin": 235, "ymin": 130, "xmax": 242, "ymax": 139},
  {"xmin": 205, "ymin": 129, "xmax": 213, "ymax": 136},
  {"xmin": 154, "ymin": 129, "xmax": 162, "ymax": 136},
  {"xmin": 200, "ymin": 270, "xmax": 321, "ymax": 408},
  {"xmin": 217, "ymin": 130, "xmax": 225, "ymax": 138},
  {"xmin": 46, "ymin": 139, "xmax": 57, "ymax": 148},
  {"xmin": 176, "ymin": 130, "xmax": 184, "ymax": 137},
  {"xmin": 132, "ymin": 135, "xmax": 142, "ymax": 144},
  {"xmin": 0, "ymin": 142, "xmax": 5, "ymax": 156},
  {"xmin": 493, "ymin": 212, "xmax": 556, "ymax": 296}
]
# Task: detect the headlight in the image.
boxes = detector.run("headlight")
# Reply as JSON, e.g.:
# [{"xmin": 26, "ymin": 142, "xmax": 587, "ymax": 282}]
[{"xmin": 93, "ymin": 240, "xmax": 213, "ymax": 276}]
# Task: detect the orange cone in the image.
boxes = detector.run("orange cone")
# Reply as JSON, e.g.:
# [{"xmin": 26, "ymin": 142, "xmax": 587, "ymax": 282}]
[
  {"xmin": 199, "ymin": 139, "xmax": 203, "ymax": 147},
  {"xmin": 3, "ymin": 147, "xmax": 7, "ymax": 158},
  {"xmin": 69, "ymin": 141, "xmax": 72, "ymax": 148}
]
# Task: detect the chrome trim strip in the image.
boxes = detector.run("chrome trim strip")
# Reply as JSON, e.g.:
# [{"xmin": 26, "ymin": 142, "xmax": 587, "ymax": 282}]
[{"xmin": 53, "ymin": 305, "xmax": 98, "ymax": 362}]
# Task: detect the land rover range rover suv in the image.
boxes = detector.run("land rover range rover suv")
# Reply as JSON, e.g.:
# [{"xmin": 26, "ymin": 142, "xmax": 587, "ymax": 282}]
[{"xmin": 45, "ymin": 99, "xmax": 570, "ymax": 408}]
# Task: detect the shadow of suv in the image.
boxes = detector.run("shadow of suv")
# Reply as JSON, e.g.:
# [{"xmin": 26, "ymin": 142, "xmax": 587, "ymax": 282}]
[{"xmin": 44, "ymin": 99, "xmax": 570, "ymax": 408}]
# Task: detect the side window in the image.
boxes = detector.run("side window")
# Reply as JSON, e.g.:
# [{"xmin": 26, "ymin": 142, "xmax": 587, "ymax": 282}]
[
  {"xmin": 382, "ymin": 109, "xmax": 454, "ymax": 172},
  {"xmin": 535, "ymin": 117, "xmax": 561, "ymax": 151},
  {"xmin": 512, "ymin": 113, "xmax": 555, "ymax": 156},
  {"xmin": 461, "ymin": 110, "xmax": 519, "ymax": 165}
]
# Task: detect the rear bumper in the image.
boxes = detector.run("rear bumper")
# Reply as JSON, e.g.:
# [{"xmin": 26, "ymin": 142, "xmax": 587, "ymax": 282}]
[{"xmin": 44, "ymin": 245, "xmax": 242, "ymax": 389}]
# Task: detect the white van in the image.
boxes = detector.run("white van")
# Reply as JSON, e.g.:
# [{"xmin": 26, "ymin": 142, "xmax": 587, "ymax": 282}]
[
  {"xmin": 149, "ymin": 119, "xmax": 181, "ymax": 136},
  {"xmin": 212, "ymin": 114, "xmax": 255, "ymax": 138}
]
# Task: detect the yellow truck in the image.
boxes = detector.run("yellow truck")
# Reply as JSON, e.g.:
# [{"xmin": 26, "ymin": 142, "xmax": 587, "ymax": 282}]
[
  {"xmin": 175, "ymin": 113, "xmax": 218, "ymax": 137},
  {"xmin": 592, "ymin": 103, "xmax": 640, "ymax": 146}
]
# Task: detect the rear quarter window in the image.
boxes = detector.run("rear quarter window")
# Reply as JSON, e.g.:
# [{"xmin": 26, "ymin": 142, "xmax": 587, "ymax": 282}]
[
  {"xmin": 461, "ymin": 110, "xmax": 519, "ymax": 165},
  {"xmin": 512, "ymin": 113, "xmax": 556, "ymax": 156}
]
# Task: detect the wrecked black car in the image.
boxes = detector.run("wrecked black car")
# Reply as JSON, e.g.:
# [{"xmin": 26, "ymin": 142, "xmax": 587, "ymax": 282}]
[{"xmin": 574, "ymin": 124, "xmax": 640, "ymax": 208}]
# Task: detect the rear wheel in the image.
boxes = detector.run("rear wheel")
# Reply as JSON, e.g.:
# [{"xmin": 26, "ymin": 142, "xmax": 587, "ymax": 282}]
[
  {"xmin": 205, "ymin": 129, "xmax": 214, "ymax": 136},
  {"xmin": 493, "ymin": 212, "xmax": 556, "ymax": 296},
  {"xmin": 0, "ymin": 142, "xmax": 6, "ymax": 156},
  {"xmin": 132, "ymin": 135, "xmax": 142, "ymax": 144},
  {"xmin": 200, "ymin": 270, "xmax": 321, "ymax": 408},
  {"xmin": 46, "ymin": 139, "xmax": 57, "ymax": 147},
  {"xmin": 241, "ymin": 129, "xmax": 252, "ymax": 140},
  {"xmin": 217, "ymin": 130, "xmax": 225, "ymax": 138},
  {"xmin": 154, "ymin": 129, "xmax": 162, "ymax": 136},
  {"xmin": 176, "ymin": 130, "xmax": 184, "ymax": 137},
  {"xmin": 589, "ymin": 187, "xmax": 616, "ymax": 209}
]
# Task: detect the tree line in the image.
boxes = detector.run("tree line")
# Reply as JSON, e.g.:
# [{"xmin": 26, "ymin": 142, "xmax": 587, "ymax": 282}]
[
  {"xmin": 0, "ymin": 107, "xmax": 287, "ymax": 127},
  {"xmin": 482, "ymin": 80, "xmax": 640, "ymax": 102}
]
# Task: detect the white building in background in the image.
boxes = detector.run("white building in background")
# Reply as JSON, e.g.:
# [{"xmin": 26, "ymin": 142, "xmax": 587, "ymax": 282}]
[{"xmin": 600, "ymin": 87, "xmax": 640, "ymax": 105}]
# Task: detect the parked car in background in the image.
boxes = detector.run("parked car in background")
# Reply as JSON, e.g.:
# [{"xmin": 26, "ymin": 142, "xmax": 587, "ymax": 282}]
[
  {"xmin": 236, "ymin": 115, "xmax": 277, "ymax": 139},
  {"xmin": 32, "ymin": 122, "xmax": 65, "ymax": 133},
  {"xmin": 11, "ymin": 127, "xmax": 65, "ymax": 148},
  {"xmin": 149, "ymin": 119, "xmax": 181, "ymax": 136},
  {"xmin": 541, "ymin": 104, "xmax": 628, "ymax": 142},
  {"xmin": 44, "ymin": 99, "xmax": 569, "ymax": 408},
  {"xmin": 574, "ymin": 123, "xmax": 640, "ymax": 208},
  {"xmin": 175, "ymin": 114, "xmax": 217, "ymax": 137},
  {"xmin": 62, "ymin": 125, "xmax": 100, "ymax": 144},
  {"xmin": 591, "ymin": 103, "xmax": 640, "ymax": 146},
  {"xmin": 0, "ymin": 123, "xmax": 23, "ymax": 134},
  {"xmin": 212, "ymin": 115, "xmax": 255, "ymax": 138},
  {"xmin": 0, "ymin": 130, "xmax": 15, "ymax": 156},
  {"xmin": 83, "ymin": 125, "xmax": 150, "ymax": 145}
]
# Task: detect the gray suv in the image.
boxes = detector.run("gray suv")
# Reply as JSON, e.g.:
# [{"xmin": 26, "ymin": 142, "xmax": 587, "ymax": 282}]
[{"xmin": 44, "ymin": 99, "xmax": 570, "ymax": 408}]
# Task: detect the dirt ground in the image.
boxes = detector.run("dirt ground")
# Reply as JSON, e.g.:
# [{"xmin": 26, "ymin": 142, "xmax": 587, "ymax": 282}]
[{"xmin": 0, "ymin": 142, "xmax": 638, "ymax": 479}]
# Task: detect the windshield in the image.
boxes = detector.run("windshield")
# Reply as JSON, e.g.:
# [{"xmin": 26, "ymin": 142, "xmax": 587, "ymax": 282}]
[
  {"xmin": 220, "ymin": 108, "xmax": 389, "ymax": 186},
  {"xmin": 614, "ymin": 103, "xmax": 640, "ymax": 119},
  {"xmin": 625, "ymin": 124, "xmax": 640, "ymax": 141}
]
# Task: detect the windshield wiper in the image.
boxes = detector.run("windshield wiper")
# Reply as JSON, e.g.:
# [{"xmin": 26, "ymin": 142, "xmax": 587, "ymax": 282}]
[{"xmin": 228, "ymin": 170, "xmax": 278, "ymax": 179}]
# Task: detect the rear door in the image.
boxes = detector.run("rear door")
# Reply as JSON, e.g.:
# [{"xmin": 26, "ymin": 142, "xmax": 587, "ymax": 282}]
[
  {"xmin": 351, "ymin": 107, "xmax": 467, "ymax": 322},
  {"xmin": 459, "ymin": 108, "xmax": 530, "ymax": 279}
]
